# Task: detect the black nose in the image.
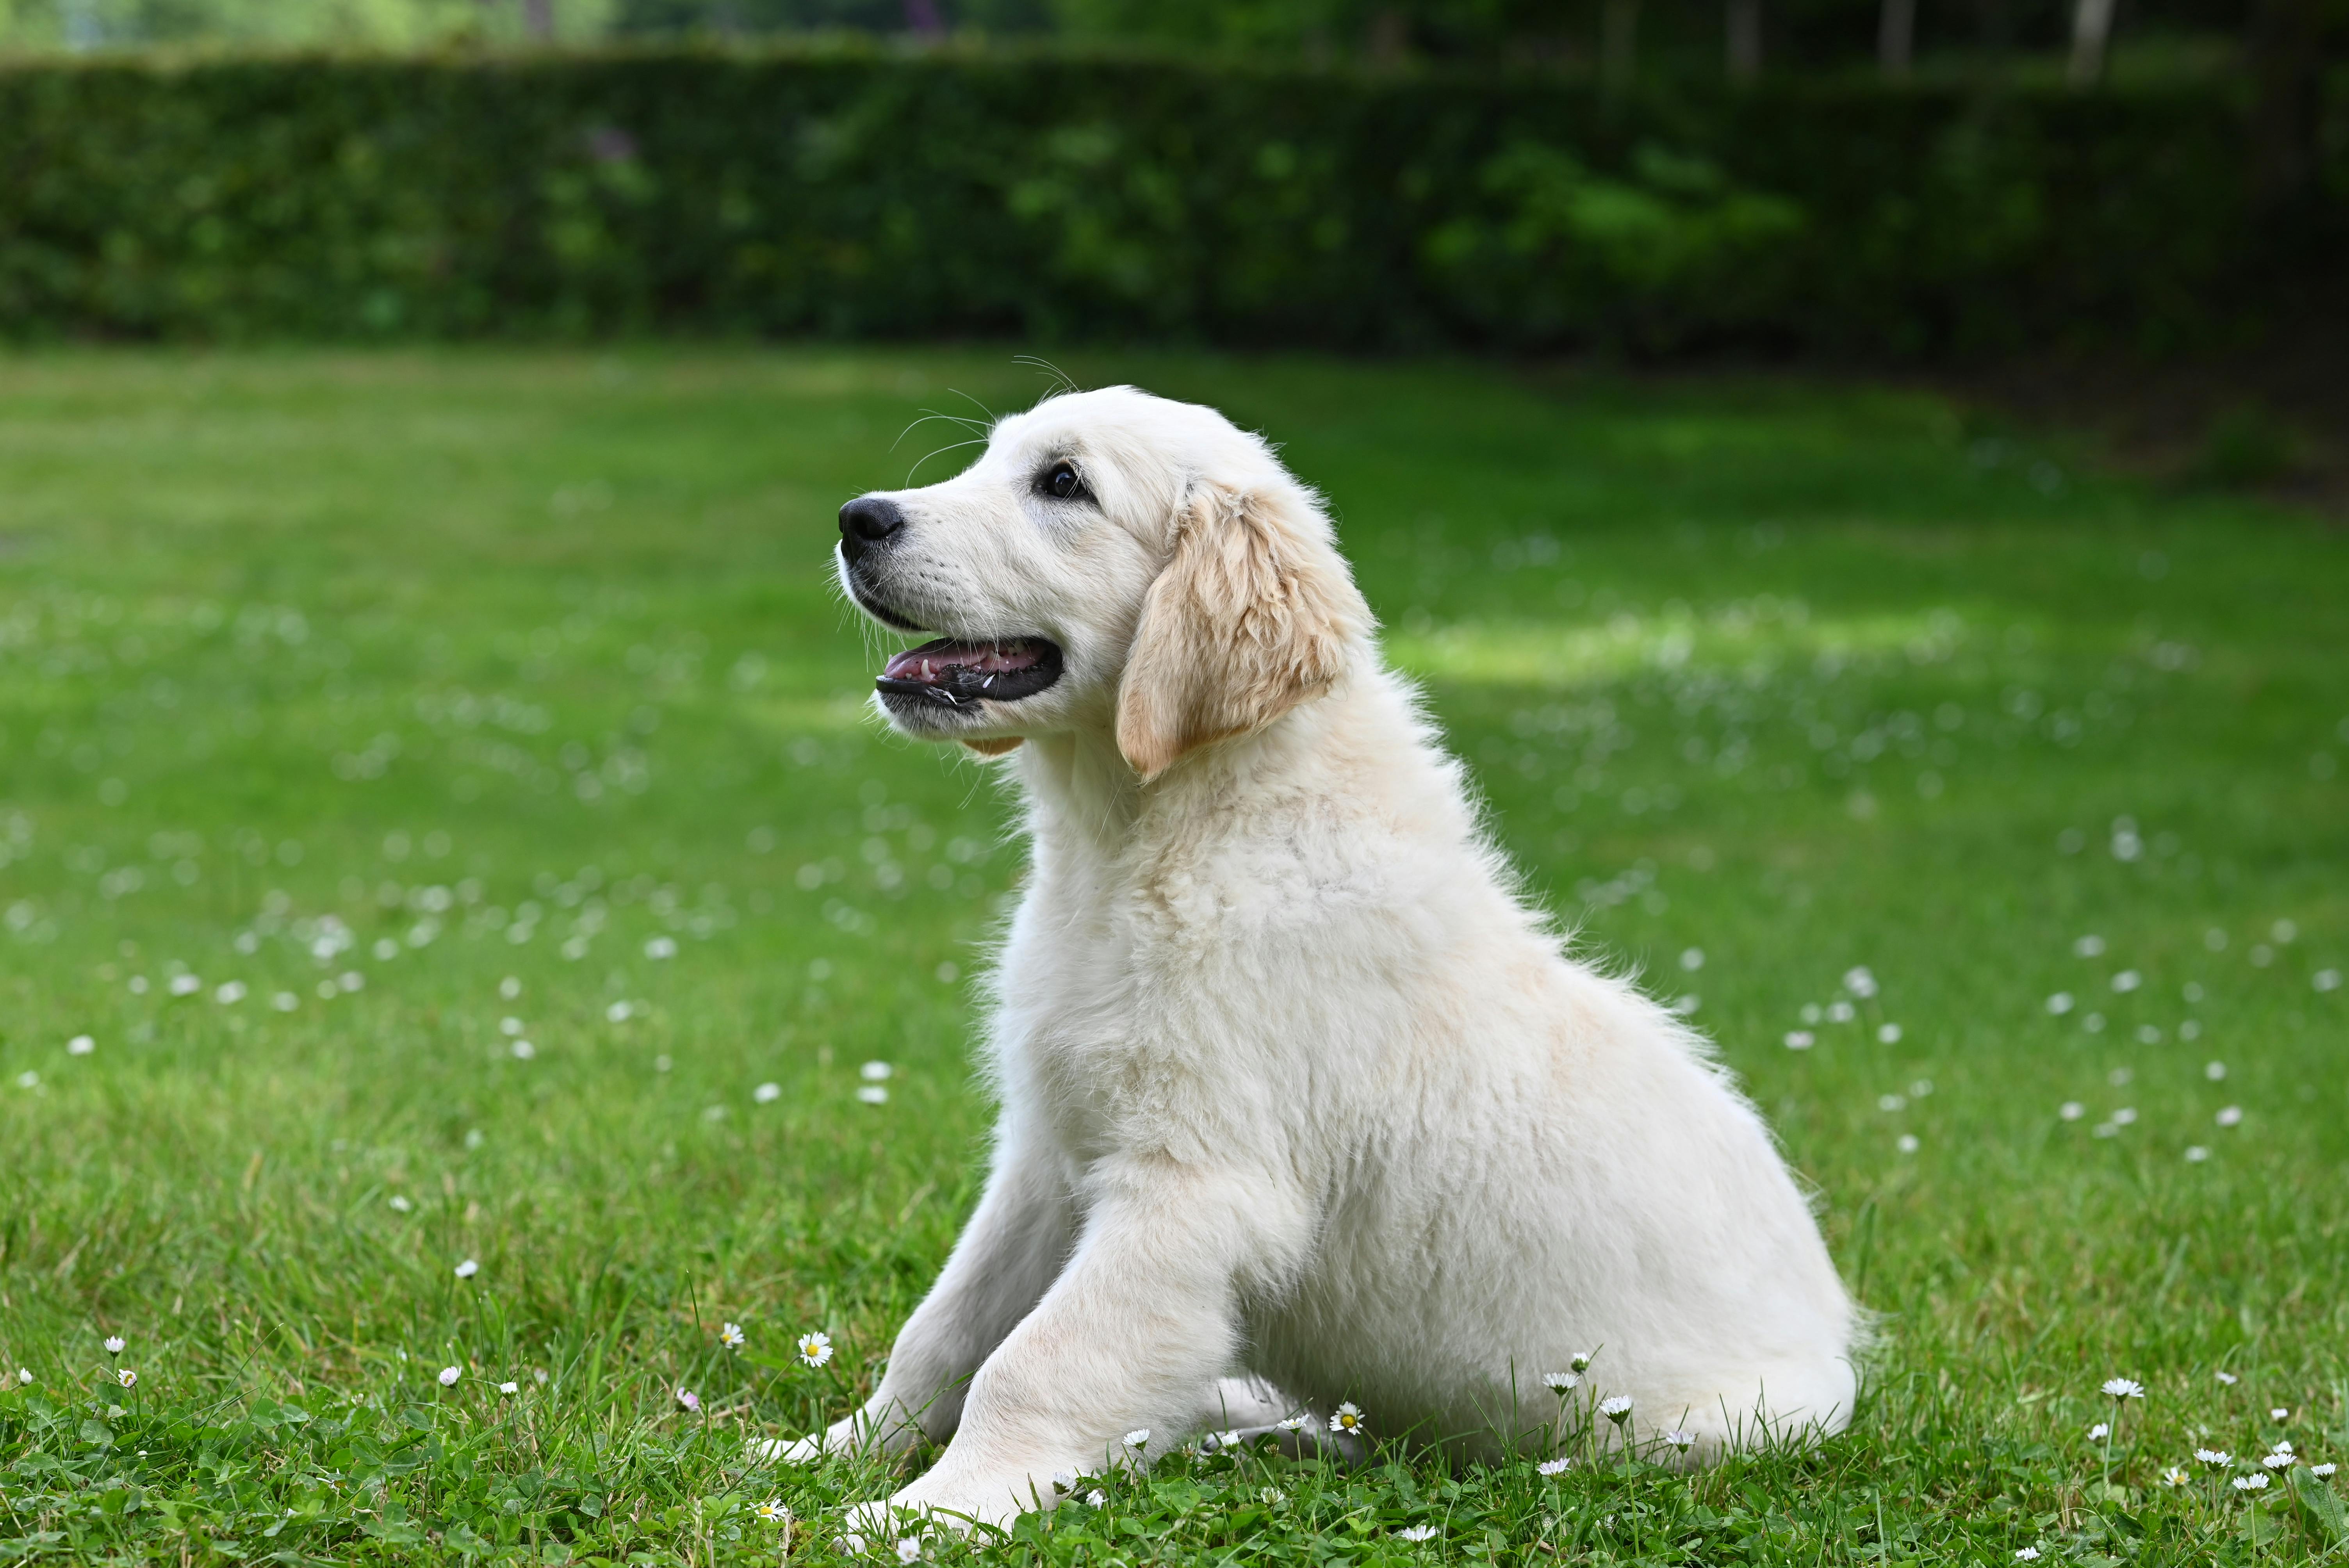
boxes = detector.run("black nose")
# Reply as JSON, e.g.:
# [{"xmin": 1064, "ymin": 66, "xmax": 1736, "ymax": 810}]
[{"xmin": 838, "ymin": 497, "xmax": 905, "ymax": 563}]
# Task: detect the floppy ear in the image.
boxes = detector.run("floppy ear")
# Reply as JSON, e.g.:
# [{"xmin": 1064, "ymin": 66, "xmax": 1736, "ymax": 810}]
[{"xmin": 1116, "ymin": 479, "xmax": 1369, "ymax": 783}]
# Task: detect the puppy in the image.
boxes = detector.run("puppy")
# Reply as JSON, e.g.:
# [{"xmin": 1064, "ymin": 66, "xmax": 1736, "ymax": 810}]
[{"xmin": 802, "ymin": 386, "xmax": 1857, "ymax": 1536}]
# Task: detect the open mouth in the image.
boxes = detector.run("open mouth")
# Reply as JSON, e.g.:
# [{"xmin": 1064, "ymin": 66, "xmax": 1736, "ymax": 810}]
[{"xmin": 876, "ymin": 637, "xmax": 1063, "ymax": 709}]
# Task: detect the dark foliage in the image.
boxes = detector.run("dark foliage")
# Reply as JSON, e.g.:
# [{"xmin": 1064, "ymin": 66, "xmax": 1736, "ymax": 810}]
[{"xmin": 0, "ymin": 46, "xmax": 2336, "ymax": 354}]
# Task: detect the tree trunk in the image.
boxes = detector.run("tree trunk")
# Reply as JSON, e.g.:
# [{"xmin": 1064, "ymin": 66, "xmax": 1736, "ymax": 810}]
[
  {"xmin": 2066, "ymin": 0, "xmax": 2116, "ymax": 85},
  {"xmin": 1878, "ymin": 0, "xmax": 1915, "ymax": 77},
  {"xmin": 1602, "ymin": 0, "xmax": 1642, "ymax": 94},
  {"xmin": 2249, "ymin": 0, "xmax": 2322, "ymax": 213},
  {"xmin": 1726, "ymin": 0, "xmax": 1763, "ymax": 81},
  {"xmin": 519, "ymin": 0, "xmax": 554, "ymax": 39}
]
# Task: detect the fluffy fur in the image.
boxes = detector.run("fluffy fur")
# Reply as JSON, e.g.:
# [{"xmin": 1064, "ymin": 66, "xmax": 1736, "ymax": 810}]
[{"xmin": 804, "ymin": 387, "xmax": 1858, "ymax": 1538}]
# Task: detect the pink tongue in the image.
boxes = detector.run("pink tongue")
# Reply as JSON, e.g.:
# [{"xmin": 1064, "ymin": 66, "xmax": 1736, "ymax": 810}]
[{"xmin": 884, "ymin": 641, "xmax": 1040, "ymax": 684}]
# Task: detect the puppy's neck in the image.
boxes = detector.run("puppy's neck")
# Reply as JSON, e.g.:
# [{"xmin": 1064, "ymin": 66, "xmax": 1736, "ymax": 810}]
[{"xmin": 1012, "ymin": 662, "xmax": 1377, "ymax": 863}]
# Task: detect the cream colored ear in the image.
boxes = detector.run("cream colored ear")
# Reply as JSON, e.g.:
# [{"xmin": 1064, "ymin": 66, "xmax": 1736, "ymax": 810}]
[{"xmin": 1116, "ymin": 480, "xmax": 1367, "ymax": 783}]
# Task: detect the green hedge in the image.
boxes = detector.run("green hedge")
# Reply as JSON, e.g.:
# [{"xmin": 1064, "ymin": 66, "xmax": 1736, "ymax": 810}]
[{"xmin": 0, "ymin": 46, "xmax": 2336, "ymax": 354}]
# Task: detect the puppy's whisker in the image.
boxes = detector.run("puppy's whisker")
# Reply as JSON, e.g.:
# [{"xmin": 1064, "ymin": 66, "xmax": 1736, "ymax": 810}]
[{"xmin": 904, "ymin": 437, "xmax": 986, "ymax": 488}]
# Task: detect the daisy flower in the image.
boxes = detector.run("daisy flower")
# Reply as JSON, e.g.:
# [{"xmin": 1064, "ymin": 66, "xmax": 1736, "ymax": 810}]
[
  {"xmin": 2015, "ymin": 1547, "xmax": 2041, "ymax": 1561},
  {"xmin": 1600, "ymin": 1395, "xmax": 1633, "ymax": 1424},
  {"xmin": 2271, "ymin": 1407, "xmax": 2290, "ymax": 1420},
  {"xmin": 1207, "ymin": 1429, "xmax": 1241, "ymax": 1451},
  {"xmin": 1329, "ymin": 1404, "xmax": 1366, "ymax": 1435},
  {"xmin": 116, "ymin": 1368, "xmax": 137, "ymax": 1388},
  {"xmin": 454, "ymin": 1259, "xmax": 479, "ymax": 1279},
  {"xmin": 498, "ymin": 1381, "xmax": 519, "ymax": 1395},
  {"xmin": 2087, "ymin": 1422, "xmax": 2110, "ymax": 1440},
  {"xmin": 719, "ymin": 1322, "xmax": 746, "ymax": 1351},
  {"xmin": 2263, "ymin": 1452, "xmax": 2294, "ymax": 1470},
  {"xmin": 2195, "ymin": 1449, "xmax": 2231, "ymax": 1466},
  {"xmin": 895, "ymin": 1536, "xmax": 922, "ymax": 1564},
  {"xmin": 1124, "ymin": 1428, "xmax": 1151, "ymax": 1449},
  {"xmin": 2101, "ymin": 1378, "xmax": 2144, "ymax": 1400},
  {"xmin": 1394, "ymin": 1524, "xmax": 1437, "ymax": 1541},
  {"xmin": 676, "ymin": 1388, "xmax": 699, "ymax": 1412},
  {"xmin": 1538, "ymin": 1456, "xmax": 1572, "ymax": 1476},
  {"xmin": 1663, "ymin": 1430, "xmax": 1695, "ymax": 1453},
  {"xmin": 2215, "ymin": 1371, "xmax": 2238, "ymax": 1385},
  {"xmin": 1085, "ymin": 1490, "xmax": 1106, "ymax": 1507},
  {"xmin": 438, "ymin": 1367, "xmax": 461, "ymax": 1387},
  {"xmin": 1570, "ymin": 1352, "xmax": 1595, "ymax": 1372},
  {"xmin": 2312, "ymin": 1463, "xmax": 2336, "ymax": 1478},
  {"xmin": 797, "ymin": 1331, "xmax": 832, "ymax": 1368},
  {"xmin": 103, "ymin": 1336, "xmax": 125, "ymax": 1356},
  {"xmin": 1542, "ymin": 1371, "xmax": 1580, "ymax": 1392},
  {"xmin": 2161, "ymin": 1466, "xmax": 2190, "ymax": 1487},
  {"xmin": 754, "ymin": 1499, "xmax": 790, "ymax": 1523},
  {"xmin": 1051, "ymin": 1471, "xmax": 1076, "ymax": 1493},
  {"xmin": 1276, "ymin": 1415, "xmax": 1308, "ymax": 1432},
  {"xmin": 2233, "ymin": 1474, "xmax": 2268, "ymax": 1491},
  {"xmin": 13, "ymin": 1370, "xmax": 29, "ymax": 1385}
]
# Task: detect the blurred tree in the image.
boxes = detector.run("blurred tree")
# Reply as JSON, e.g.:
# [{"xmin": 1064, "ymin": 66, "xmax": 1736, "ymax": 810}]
[
  {"xmin": 1876, "ymin": 0, "xmax": 1912, "ymax": 73},
  {"xmin": 1726, "ymin": 0, "xmax": 1761, "ymax": 76}
]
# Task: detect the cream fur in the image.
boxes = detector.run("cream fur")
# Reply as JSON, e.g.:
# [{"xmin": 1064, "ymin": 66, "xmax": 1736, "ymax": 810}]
[{"xmin": 806, "ymin": 387, "xmax": 1858, "ymax": 1540}]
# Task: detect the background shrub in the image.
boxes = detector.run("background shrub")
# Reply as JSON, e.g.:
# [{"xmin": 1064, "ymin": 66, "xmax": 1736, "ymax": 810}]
[{"xmin": 0, "ymin": 46, "xmax": 2336, "ymax": 354}]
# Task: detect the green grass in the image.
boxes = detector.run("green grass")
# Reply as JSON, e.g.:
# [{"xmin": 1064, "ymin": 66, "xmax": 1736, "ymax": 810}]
[{"xmin": 0, "ymin": 346, "xmax": 2344, "ymax": 1566}]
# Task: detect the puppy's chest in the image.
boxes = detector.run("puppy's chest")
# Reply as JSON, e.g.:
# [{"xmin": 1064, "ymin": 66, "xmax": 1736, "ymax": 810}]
[{"xmin": 994, "ymin": 884, "xmax": 1196, "ymax": 1158}]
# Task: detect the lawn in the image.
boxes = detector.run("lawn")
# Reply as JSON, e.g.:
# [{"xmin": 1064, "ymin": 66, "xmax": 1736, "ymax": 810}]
[{"xmin": 0, "ymin": 347, "xmax": 2343, "ymax": 1567}]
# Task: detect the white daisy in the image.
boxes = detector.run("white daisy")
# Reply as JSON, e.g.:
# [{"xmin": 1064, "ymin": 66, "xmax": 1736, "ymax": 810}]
[
  {"xmin": 2233, "ymin": 1474, "xmax": 2268, "ymax": 1491},
  {"xmin": 2195, "ymin": 1449, "xmax": 2231, "ymax": 1466},
  {"xmin": 895, "ymin": 1536, "xmax": 922, "ymax": 1564},
  {"xmin": 1085, "ymin": 1490, "xmax": 1106, "ymax": 1507},
  {"xmin": 2313, "ymin": 1463, "xmax": 2336, "ymax": 1478},
  {"xmin": 797, "ymin": 1331, "xmax": 832, "ymax": 1368},
  {"xmin": 754, "ymin": 1499, "xmax": 790, "ymax": 1523},
  {"xmin": 856, "ymin": 1085, "xmax": 889, "ymax": 1105},
  {"xmin": 103, "ymin": 1336, "xmax": 125, "ymax": 1356},
  {"xmin": 389, "ymin": 1195, "xmax": 413, "ymax": 1212},
  {"xmin": 1275, "ymin": 1415, "xmax": 1308, "ymax": 1432},
  {"xmin": 116, "ymin": 1368, "xmax": 137, "ymax": 1388},
  {"xmin": 2272, "ymin": 1407, "xmax": 2290, "ymax": 1420},
  {"xmin": 2215, "ymin": 1371, "xmax": 2237, "ymax": 1384},
  {"xmin": 1663, "ymin": 1430, "xmax": 1695, "ymax": 1452},
  {"xmin": 2161, "ymin": 1466, "xmax": 2189, "ymax": 1487},
  {"xmin": 1538, "ymin": 1456, "xmax": 1572, "ymax": 1476},
  {"xmin": 2087, "ymin": 1422, "xmax": 2109, "ymax": 1440},
  {"xmin": 2216, "ymin": 1106, "xmax": 2243, "ymax": 1127},
  {"xmin": 1600, "ymin": 1396, "xmax": 1633, "ymax": 1424},
  {"xmin": 2101, "ymin": 1378, "xmax": 2144, "ymax": 1400},
  {"xmin": 1208, "ymin": 1429, "xmax": 1241, "ymax": 1451},
  {"xmin": 1542, "ymin": 1371, "xmax": 1580, "ymax": 1392},
  {"xmin": 14, "ymin": 1369, "xmax": 30, "ymax": 1385},
  {"xmin": 675, "ymin": 1388, "xmax": 699, "ymax": 1411},
  {"xmin": 2015, "ymin": 1547, "xmax": 2040, "ymax": 1561},
  {"xmin": 1124, "ymin": 1428, "xmax": 1151, "ymax": 1449},
  {"xmin": 1052, "ymin": 1471, "xmax": 1076, "ymax": 1492},
  {"xmin": 1570, "ymin": 1351, "xmax": 1595, "ymax": 1372},
  {"xmin": 1330, "ymin": 1403, "xmax": 1366, "ymax": 1435},
  {"xmin": 2059, "ymin": 1102, "xmax": 2084, "ymax": 1121},
  {"xmin": 719, "ymin": 1322, "xmax": 746, "ymax": 1351},
  {"xmin": 438, "ymin": 1366, "xmax": 460, "ymax": 1387},
  {"xmin": 1394, "ymin": 1524, "xmax": 1438, "ymax": 1541},
  {"xmin": 499, "ymin": 1381, "xmax": 519, "ymax": 1394},
  {"xmin": 1783, "ymin": 1030, "xmax": 1815, "ymax": 1050},
  {"xmin": 67, "ymin": 1035, "xmax": 94, "ymax": 1056},
  {"xmin": 454, "ymin": 1259, "xmax": 479, "ymax": 1279},
  {"xmin": 2263, "ymin": 1452, "xmax": 2293, "ymax": 1470},
  {"xmin": 754, "ymin": 1082, "xmax": 781, "ymax": 1104}
]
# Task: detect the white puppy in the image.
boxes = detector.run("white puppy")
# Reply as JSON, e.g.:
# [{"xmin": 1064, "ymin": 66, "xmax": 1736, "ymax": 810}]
[{"xmin": 806, "ymin": 386, "xmax": 1856, "ymax": 1536}]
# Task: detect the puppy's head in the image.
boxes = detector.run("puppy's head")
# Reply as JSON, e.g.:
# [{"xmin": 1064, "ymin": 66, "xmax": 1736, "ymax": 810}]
[{"xmin": 836, "ymin": 387, "xmax": 1369, "ymax": 781}]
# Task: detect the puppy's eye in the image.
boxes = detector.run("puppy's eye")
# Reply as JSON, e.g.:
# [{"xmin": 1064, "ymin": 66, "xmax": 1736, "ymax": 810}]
[{"xmin": 1037, "ymin": 461, "xmax": 1087, "ymax": 502}]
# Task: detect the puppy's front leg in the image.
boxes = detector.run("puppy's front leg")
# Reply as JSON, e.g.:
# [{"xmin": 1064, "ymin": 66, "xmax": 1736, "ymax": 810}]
[
  {"xmin": 791, "ymin": 1127, "xmax": 1072, "ymax": 1461},
  {"xmin": 864, "ymin": 1157, "xmax": 1303, "ymax": 1534}
]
